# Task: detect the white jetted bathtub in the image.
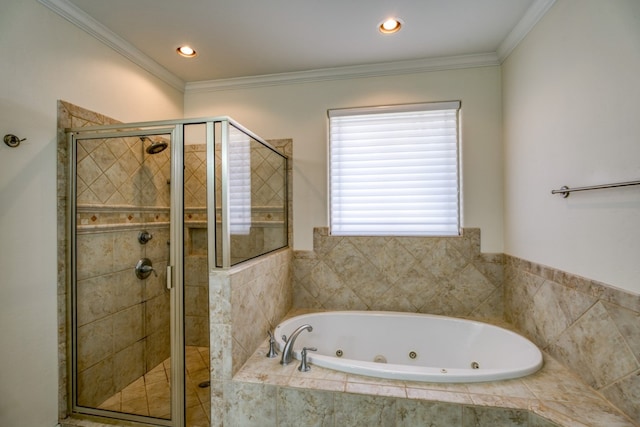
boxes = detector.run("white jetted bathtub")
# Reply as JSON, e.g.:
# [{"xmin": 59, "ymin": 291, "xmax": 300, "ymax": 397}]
[{"xmin": 274, "ymin": 311, "xmax": 543, "ymax": 383}]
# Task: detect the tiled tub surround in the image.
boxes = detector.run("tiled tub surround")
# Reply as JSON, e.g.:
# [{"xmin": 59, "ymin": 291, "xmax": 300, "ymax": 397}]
[
  {"xmin": 505, "ymin": 256, "xmax": 640, "ymax": 423},
  {"xmin": 229, "ymin": 335, "xmax": 634, "ymax": 427},
  {"xmin": 293, "ymin": 227, "xmax": 504, "ymax": 320},
  {"xmin": 208, "ymin": 248, "xmax": 294, "ymax": 424}
]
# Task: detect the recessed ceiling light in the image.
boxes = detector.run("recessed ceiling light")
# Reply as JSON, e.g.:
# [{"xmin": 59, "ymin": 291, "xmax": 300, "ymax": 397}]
[
  {"xmin": 379, "ymin": 18, "xmax": 403, "ymax": 34},
  {"xmin": 176, "ymin": 46, "xmax": 197, "ymax": 58}
]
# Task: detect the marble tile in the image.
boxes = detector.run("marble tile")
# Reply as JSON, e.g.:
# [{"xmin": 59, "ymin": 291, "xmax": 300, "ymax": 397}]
[
  {"xmin": 468, "ymin": 394, "xmax": 534, "ymax": 410},
  {"xmin": 185, "ymin": 315, "xmax": 210, "ymax": 348},
  {"xmin": 75, "ymin": 232, "xmax": 114, "ymax": 280},
  {"xmin": 209, "ymin": 274, "xmax": 231, "ymax": 324},
  {"xmin": 602, "ymin": 301, "xmax": 640, "ymax": 360},
  {"xmin": 76, "ymin": 274, "xmax": 116, "ymax": 326},
  {"xmin": 548, "ymin": 302, "xmax": 639, "ymax": 389},
  {"xmin": 145, "ymin": 293, "xmax": 170, "ymax": 334},
  {"xmin": 186, "ymin": 284, "xmax": 209, "ymax": 317},
  {"xmin": 112, "ymin": 270, "xmax": 144, "ymax": 313},
  {"xmin": 345, "ymin": 381, "xmax": 407, "ymax": 398},
  {"xmin": 405, "ymin": 387, "xmax": 474, "ymax": 405},
  {"xmin": 466, "ymin": 378, "xmax": 536, "ymax": 400},
  {"xmin": 77, "ymin": 316, "xmax": 112, "ymax": 371},
  {"xmin": 209, "ymin": 324, "xmax": 232, "ymax": 380},
  {"xmin": 97, "ymin": 392, "xmax": 121, "ymax": 412},
  {"xmin": 225, "ymin": 381, "xmax": 277, "ymax": 427},
  {"xmin": 600, "ymin": 371, "xmax": 640, "ymax": 424},
  {"xmin": 112, "ymin": 229, "xmax": 143, "ymax": 271},
  {"xmin": 505, "ymin": 256, "xmax": 640, "ymax": 423},
  {"xmin": 322, "ymin": 285, "xmax": 368, "ymax": 310},
  {"xmin": 277, "ymin": 387, "xmax": 335, "ymax": 427},
  {"xmin": 528, "ymin": 413, "xmax": 562, "ymax": 427},
  {"xmin": 186, "ymin": 403, "xmax": 210, "ymax": 427},
  {"xmin": 144, "ymin": 362, "xmax": 167, "ymax": 384},
  {"xmin": 113, "ymin": 341, "xmax": 145, "ymax": 391},
  {"xmin": 112, "ymin": 304, "xmax": 144, "ymax": 352},
  {"xmin": 308, "ymin": 260, "xmax": 347, "ymax": 302},
  {"xmin": 334, "ymin": 393, "xmax": 396, "ymax": 426},
  {"xmin": 541, "ymin": 400, "xmax": 635, "ymax": 427},
  {"xmin": 447, "ymin": 263, "xmax": 497, "ymax": 315},
  {"xmin": 462, "ymin": 405, "xmax": 529, "ymax": 427},
  {"xmin": 287, "ymin": 376, "xmax": 346, "ymax": 392},
  {"xmin": 396, "ymin": 399, "xmax": 463, "ymax": 426},
  {"xmin": 530, "ymin": 280, "xmax": 596, "ymax": 347},
  {"xmin": 417, "ymin": 239, "xmax": 468, "ymax": 281},
  {"xmin": 76, "ymin": 357, "xmax": 114, "ymax": 407},
  {"xmin": 294, "ymin": 228, "xmax": 504, "ymax": 319}
]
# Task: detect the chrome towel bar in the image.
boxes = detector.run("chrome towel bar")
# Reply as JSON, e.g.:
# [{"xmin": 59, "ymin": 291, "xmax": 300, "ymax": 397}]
[{"xmin": 551, "ymin": 179, "xmax": 640, "ymax": 198}]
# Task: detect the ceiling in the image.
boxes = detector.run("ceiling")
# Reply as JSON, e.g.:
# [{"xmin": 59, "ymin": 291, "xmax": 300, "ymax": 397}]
[{"xmin": 45, "ymin": 0, "xmax": 553, "ymax": 88}]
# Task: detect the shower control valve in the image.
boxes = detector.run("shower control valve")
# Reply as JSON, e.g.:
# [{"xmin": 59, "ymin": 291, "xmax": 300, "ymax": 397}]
[
  {"xmin": 138, "ymin": 230, "xmax": 153, "ymax": 244},
  {"xmin": 135, "ymin": 258, "xmax": 157, "ymax": 280}
]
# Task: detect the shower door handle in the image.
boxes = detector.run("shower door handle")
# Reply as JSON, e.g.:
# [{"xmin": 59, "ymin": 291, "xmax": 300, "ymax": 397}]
[{"xmin": 166, "ymin": 265, "xmax": 173, "ymax": 289}]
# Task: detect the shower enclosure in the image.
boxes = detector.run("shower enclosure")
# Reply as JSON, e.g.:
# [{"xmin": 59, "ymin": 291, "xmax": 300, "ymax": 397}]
[{"xmin": 66, "ymin": 117, "xmax": 288, "ymax": 426}]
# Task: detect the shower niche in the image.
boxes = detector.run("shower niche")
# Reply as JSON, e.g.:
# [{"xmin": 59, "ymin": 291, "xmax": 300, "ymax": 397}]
[{"xmin": 66, "ymin": 117, "xmax": 288, "ymax": 426}]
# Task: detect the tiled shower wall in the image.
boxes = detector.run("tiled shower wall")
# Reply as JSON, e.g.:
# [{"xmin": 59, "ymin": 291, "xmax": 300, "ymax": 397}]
[
  {"xmin": 73, "ymin": 129, "xmax": 172, "ymax": 407},
  {"xmin": 504, "ymin": 256, "xmax": 640, "ymax": 422},
  {"xmin": 58, "ymin": 101, "xmax": 174, "ymax": 409},
  {"xmin": 184, "ymin": 144, "xmax": 210, "ymax": 347},
  {"xmin": 293, "ymin": 227, "xmax": 504, "ymax": 320}
]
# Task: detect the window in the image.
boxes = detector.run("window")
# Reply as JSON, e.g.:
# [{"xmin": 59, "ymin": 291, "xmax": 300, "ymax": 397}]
[
  {"xmin": 328, "ymin": 101, "xmax": 461, "ymax": 236},
  {"xmin": 228, "ymin": 125, "xmax": 251, "ymax": 235}
]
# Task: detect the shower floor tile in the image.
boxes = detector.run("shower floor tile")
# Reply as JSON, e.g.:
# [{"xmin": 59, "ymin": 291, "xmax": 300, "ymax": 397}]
[{"xmin": 97, "ymin": 346, "xmax": 210, "ymax": 426}]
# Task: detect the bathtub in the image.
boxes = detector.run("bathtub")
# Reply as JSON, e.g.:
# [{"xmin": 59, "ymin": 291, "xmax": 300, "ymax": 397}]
[{"xmin": 274, "ymin": 311, "xmax": 543, "ymax": 383}]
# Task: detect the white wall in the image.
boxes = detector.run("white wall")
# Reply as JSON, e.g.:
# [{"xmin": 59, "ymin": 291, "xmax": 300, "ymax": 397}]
[
  {"xmin": 0, "ymin": 1, "xmax": 183, "ymax": 426},
  {"xmin": 502, "ymin": 0, "xmax": 640, "ymax": 293},
  {"xmin": 185, "ymin": 66, "xmax": 504, "ymax": 252}
]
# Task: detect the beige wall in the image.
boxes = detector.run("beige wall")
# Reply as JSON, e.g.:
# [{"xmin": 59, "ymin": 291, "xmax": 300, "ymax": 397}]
[
  {"xmin": 502, "ymin": 0, "xmax": 640, "ymax": 293},
  {"xmin": 0, "ymin": 1, "xmax": 183, "ymax": 426},
  {"xmin": 184, "ymin": 66, "xmax": 504, "ymax": 254}
]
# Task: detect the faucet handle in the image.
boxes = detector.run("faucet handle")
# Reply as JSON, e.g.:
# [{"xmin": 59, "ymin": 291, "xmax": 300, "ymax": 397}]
[
  {"xmin": 266, "ymin": 330, "xmax": 278, "ymax": 358},
  {"xmin": 298, "ymin": 347, "xmax": 317, "ymax": 372}
]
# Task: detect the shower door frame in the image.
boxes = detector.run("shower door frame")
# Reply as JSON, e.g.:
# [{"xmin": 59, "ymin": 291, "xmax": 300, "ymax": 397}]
[{"xmin": 67, "ymin": 124, "xmax": 185, "ymax": 427}]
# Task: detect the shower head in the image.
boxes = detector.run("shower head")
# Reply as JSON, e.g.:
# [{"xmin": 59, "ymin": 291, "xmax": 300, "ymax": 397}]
[{"xmin": 141, "ymin": 137, "xmax": 168, "ymax": 154}]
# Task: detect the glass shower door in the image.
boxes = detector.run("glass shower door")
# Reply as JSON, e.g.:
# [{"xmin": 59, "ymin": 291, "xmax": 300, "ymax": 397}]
[{"xmin": 71, "ymin": 130, "xmax": 181, "ymax": 426}]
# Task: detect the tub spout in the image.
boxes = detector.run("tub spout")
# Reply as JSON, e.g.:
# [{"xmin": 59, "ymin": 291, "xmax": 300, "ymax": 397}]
[{"xmin": 280, "ymin": 324, "xmax": 313, "ymax": 365}]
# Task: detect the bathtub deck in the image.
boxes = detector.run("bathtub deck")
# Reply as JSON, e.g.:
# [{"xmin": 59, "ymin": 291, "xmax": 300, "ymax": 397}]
[{"xmin": 231, "ymin": 339, "xmax": 635, "ymax": 426}]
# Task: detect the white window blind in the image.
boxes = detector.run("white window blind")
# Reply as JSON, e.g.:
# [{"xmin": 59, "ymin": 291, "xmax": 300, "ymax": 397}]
[
  {"xmin": 329, "ymin": 101, "xmax": 461, "ymax": 236},
  {"xmin": 228, "ymin": 126, "xmax": 251, "ymax": 235}
]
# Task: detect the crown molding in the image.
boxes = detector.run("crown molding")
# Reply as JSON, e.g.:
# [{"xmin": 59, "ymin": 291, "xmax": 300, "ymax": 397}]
[
  {"xmin": 185, "ymin": 53, "xmax": 501, "ymax": 93},
  {"xmin": 39, "ymin": 0, "xmax": 554, "ymax": 94},
  {"xmin": 38, "ymin": 0, "xmax": 185, "ymax": 92},
  {"xmin": 497, "ymin": 0, "xmax": 557, "ymax": 62}
]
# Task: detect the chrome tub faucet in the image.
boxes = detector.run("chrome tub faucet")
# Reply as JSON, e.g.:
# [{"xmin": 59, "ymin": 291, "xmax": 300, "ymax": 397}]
[{"xmin": 280, "ymin": 324, "xmax": 312, "ymax": 365}]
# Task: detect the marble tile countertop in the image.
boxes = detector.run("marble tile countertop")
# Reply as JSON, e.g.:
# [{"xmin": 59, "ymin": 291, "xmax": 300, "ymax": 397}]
[{"xmin": 234, "ymin": 339, "xmax": 636, "ymax": 427}]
